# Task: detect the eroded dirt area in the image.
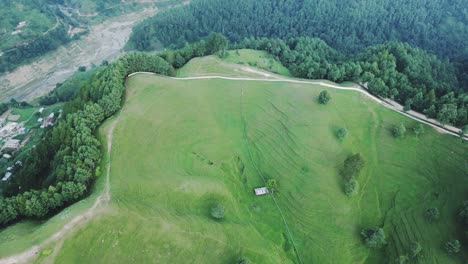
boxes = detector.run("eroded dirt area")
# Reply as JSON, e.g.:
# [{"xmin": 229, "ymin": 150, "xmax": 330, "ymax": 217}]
[{"xmin": 0, "ymin": 8, "xmax": 159, "ymax": 102}]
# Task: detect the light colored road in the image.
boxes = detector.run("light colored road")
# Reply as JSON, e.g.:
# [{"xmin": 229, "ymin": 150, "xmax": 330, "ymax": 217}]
[{"xmin": 129, "ymin": 72, "xmax": 467, "ymax": 140}]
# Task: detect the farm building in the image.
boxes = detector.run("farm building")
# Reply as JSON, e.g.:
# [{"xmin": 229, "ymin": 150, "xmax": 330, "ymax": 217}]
[
  {"xmin": 254, "ymin": 187, "xmax": 269, "ymax": 196},
  {"xmin": 2, "ymin": 139, "xmax": 20, "ymax": 150},
  {"xmin": 0, "ymin": 122, "xmax": 21, "ymax": 138}
]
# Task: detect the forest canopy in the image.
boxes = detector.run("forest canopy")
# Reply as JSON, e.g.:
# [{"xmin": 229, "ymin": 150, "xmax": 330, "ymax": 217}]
[{"xmin": 127, "ymin": 0, "xmax": 468, "ymax": 127}]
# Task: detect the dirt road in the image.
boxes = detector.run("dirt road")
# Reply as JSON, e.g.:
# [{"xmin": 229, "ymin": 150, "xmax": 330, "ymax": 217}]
[{"xmin": 129, "ymin": 71, "xmax": 467, "ymax": 140}]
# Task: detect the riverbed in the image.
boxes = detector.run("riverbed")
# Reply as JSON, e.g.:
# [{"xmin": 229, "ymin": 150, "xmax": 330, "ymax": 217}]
[{"xmin": 0, "ymin": 8, "xmax": 159, "ymax": 102}]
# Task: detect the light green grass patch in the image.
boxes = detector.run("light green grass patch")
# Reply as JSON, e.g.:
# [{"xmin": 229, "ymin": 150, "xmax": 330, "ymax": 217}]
[
  {"xmin": 52, "ymin": 74, "xmax": 467, "ymax": 263},
  {"xmin": 223, "ymin": 49, "xmax": 291, "ymax": 76}
]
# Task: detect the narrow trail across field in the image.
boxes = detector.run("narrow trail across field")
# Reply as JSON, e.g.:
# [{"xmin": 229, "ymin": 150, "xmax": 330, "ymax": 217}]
[
  {"xmin": 0, "ymin": 119, "xmax": 118, "ymax": 264},
  {"xmin": 130, "ymin": 72, "xmax": 467, "ymax": 140}
]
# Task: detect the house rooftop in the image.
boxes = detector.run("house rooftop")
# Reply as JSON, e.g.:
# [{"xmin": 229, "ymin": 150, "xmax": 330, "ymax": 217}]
[{"xmin": 254, "ymin": 187, "xmax": 269, "ymax": 196}]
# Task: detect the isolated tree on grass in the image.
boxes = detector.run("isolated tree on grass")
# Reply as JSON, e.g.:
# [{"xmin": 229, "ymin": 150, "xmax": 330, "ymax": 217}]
[
  {"xmin": 318, "ymin": 90, "xmax": 331, "ymax": 104},
  {"xmin": 336, "ymin": 127, "xmax": 348, "ymax": 141},
  {"xmin": 211, "ymin": 204, "xmax": 225, "ymax": 220},
  {"xmin": 267, "ymin": 179, "xmax": 278, "ymax": 194},
  {"xmin": 342, "ymin": 153, "xmax": 365, "ymax": 180},
  {"xmin": 445, "ymin": 239, "xmax": 461, "ymax": 254},
  {"xmin": 361, "ymin": 227, "xmax": 387, "ymax": 248},
  {"xmin": 425, "ymin": 207, "xmax": 440, "ymax": 222},
  {"xmin": 413, "ymin": 124, "xmax": 424, "ymax": 137},
  {"xmin": 392, "ymin": 123, "xmax": 406, "ymax": 138}
]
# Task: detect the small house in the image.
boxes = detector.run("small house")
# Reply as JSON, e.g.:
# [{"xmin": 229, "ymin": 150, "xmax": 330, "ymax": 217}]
[
  {"xmin": 38, "ymin": 107, "xmax": 45, "ymax": 114},
  {"xmin": 2, "ymin": 139, "xmax": 20, "ymax": 150},
  {"xmin": 2, "ymin": 154, "xmax": 11, "ymax": 159},
  {"xmin": 254, "ymin": 187, "xmax": 269, "ymax": 196}
]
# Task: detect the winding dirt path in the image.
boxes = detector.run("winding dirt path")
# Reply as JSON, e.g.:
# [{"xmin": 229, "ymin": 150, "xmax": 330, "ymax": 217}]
[{"xmin": 0, "ymin": 118, "xmax": 118, "ymax": 264}]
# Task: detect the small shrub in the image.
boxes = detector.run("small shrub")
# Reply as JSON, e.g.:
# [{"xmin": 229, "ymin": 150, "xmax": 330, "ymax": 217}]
[
  {"xmin": 78, "ymin": 66, "xmax": 86, "ymax": 72},
  {"xmin": 445, "ymin": 239, "xmax": 461, "ymax": 254},
  {"xmin": 267, "ymin": 179, "xmax": 278, "ymax": 193},
  {"xmin": 392, "ymin": 123, "xmax": 406, "ymax": 138},
  {"xmin": 413, "ymin": 124, "xmax": 424, "ymax": 137},
  {"xmin": 211, "ymin": 204, "xmax": 225, "ymax": 220},
  {"xmin": 318, "ymin": 90, "xmax": 331, "ymax": 104},
  {"xmin": 336, "ymin": 127, "xmax": 348, "ymax": 140},
  {"xmin": 342, "ymin": 153, "xmax": 365, "ymax": 180},
  {"xmin": 425, "ymin": 207, "xmax": 440, "ymax": 222},
  {"xmin": 409, "ymin": 241, "xmax": 422, "ymax": 258},
  {"xmin": 395, "ymin": 255, "xmax": 409, "ymax": 264},
  {"xmin": 361, "ymin": 227, "xmax": 387, "ymax": 248},
  {"xmin": 344, "ymin": 178, "xmax": 358, "ymax": 196}
]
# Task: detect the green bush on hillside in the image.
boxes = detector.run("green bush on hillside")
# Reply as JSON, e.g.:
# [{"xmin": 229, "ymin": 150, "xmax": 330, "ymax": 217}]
[
  {"xmin": 361, "ymin": 227, "xmax": 387, "ymax": 249},
  {"xmin": 211, "ymin": 204, "xmax": 225, "ymax": 220},
  {"xmin": 445, "ymin": 239, "xmax": 461, "ymax": 254},
  {"xmin": 392, "ymin": 123, "xmax": 406, "ymax": 138},
  {"xmin": 318, "ymin": 90, "xmax": 331, "ymax": 104},
  {"xmin": 425, "ymin": 207, "xmax": 440, "ymax": 222},
  {"xmin": 336, "ymin": 127, "xmax": 348, "ymax": 141}
]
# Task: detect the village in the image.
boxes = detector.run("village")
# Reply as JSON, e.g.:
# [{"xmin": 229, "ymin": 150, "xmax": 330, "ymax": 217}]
[{"xmin": 0, "ymin": 106, "xmax": 60, "ymax": 183}]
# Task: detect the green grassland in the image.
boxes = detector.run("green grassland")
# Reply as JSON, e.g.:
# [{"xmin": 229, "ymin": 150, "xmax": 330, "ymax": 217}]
[
  {"xmin": 177, "ymin": 49, "xmax": 290, "ymax": 78},
  {"xmin": 0, "ymin": 54, "xmax": 466, "ymax": 263}
]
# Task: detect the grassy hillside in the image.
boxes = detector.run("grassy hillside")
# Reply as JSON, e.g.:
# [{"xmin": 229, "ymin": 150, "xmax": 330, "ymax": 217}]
[
  {"xmin": 54, "ymin": 74, "xmax": 466, "ymax": 262},
  {"xmin": 0, "ymin": 57, "xmax": 466, "ymax": 263}
]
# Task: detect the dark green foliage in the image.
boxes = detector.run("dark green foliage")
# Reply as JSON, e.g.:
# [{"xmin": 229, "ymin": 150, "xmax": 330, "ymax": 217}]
[
  {"xmin": 318, "ymin": 90, "xmax": 331, "ymax": 104},
  {"xmin": 127, "ymin": 1, "xmax": 468, "ymax": 127},
  {"xmin": 211, "ymin": 204, "xmax": 225, "ymax": 220},
  {"xmin": 128, "ymin": 0, "xmax": 467, "ymax": 62},
  {"xmin": 445, "ymin": 239, "xmax": 461, "ymax": 254},
  {"xmin": 341, "ymin": 154, "xmax": 365, "ymax": 180},
  {"xmin": 425, "ymin": 207, "xmax": 440, "ymax": 222},
  {"xmin": 409, "ymin": 241, "xmax": 422, "ymax": 258},
  {"xmin": 344, "ymin": 178, "xmax": 358, "ymax": 196},
  {"xmin": 266, "ymin": 179, "xmax": 278, "ymax": 193},
  {"xmin": 0, "ymin": 38, "xmax": 225, "ymax": 227},
  {"xmin": 361, "ymin": 227, "xmax": 387, "ymax": 249},
  {"xmin": 78, "ymin": 66, "xmax": 87, "ymax": 72},
  {"xmin": 336, "ymin": 128, "xmax": 348, "ymax": 141},
  {"xmin": 39, "ymin": 67, "xmax": 105, "ymax": 105},
  {"xmin": 392, "ymin": 123, "xmax": 407, "ymax": 138},
  {"xmin": 0, "ymin": 103, "xmax": 9, "ymax": 115},
  {"xmin": 460, "ymin": 201, "xmax": 468, "ymax": 226}
]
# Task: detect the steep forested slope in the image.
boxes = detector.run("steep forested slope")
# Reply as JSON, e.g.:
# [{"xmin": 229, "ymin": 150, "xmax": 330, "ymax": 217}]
[
  {"xmin": 127, "ymin": 0, "xmax": 468, "ymax": 127},
  {"xmin": 128, "ymin": 0, "xmax": 468, "ymax": 61}
]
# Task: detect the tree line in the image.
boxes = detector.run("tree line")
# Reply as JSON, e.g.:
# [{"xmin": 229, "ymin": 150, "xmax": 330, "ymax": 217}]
[
  {"xmin": 0, "ymin": 34, "xmax": 228, "ymax": 226},
  {"xmin": 127, "ymin": 0, "xmax": 467, "ymax": 87}
]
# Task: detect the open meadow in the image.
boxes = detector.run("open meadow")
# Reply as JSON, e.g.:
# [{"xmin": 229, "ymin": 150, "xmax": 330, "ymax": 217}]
[{"xmin": 0, "ymin": 53, "xmax": 466, "ymax": 263}]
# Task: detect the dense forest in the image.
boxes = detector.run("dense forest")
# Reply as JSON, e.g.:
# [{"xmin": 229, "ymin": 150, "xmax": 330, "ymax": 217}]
[
  {"xmin": 0, "ymin": 34, "xmax": 229, "ymax": 226},
  {"xmin": 127, "ymin": 0, "xmax": 468, "ymax": 127}
]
